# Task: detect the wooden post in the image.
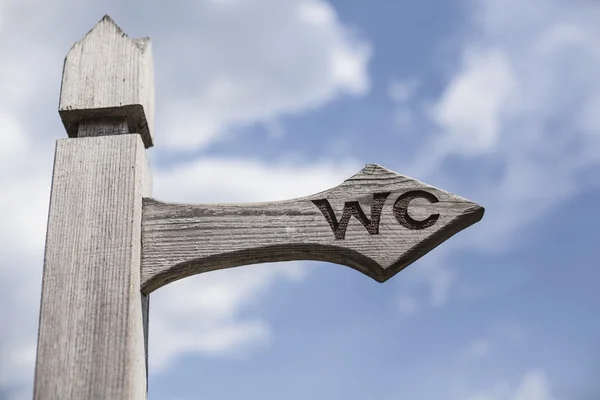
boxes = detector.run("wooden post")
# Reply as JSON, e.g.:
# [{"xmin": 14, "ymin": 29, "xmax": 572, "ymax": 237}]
[{"xmin": 34, "ymin": 16, "xmax": 153, "ymax": 399}]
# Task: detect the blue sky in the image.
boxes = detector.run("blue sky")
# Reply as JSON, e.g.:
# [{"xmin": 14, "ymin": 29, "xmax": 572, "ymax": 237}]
[{"xmin": 1, "ymin": 0, "xmax": 599, "ymax": 399}]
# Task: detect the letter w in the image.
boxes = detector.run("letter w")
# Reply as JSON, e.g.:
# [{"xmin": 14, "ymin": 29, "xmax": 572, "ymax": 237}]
[{"xmin": 312, "ymin": 192, "xmax": 390, "ymax": 240}]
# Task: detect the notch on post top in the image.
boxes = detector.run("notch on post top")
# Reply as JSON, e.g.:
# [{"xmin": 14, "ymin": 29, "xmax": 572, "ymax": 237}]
[{"xmin": 59, "ymin": 15, "xmax": 155, "ymax": 148}]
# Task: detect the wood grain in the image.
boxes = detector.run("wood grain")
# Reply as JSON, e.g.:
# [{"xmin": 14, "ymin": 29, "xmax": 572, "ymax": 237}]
[
  {"xmin": 59, "ymin": 15, "xmax": 155, "ymax": 148},
  {"xmin": 78, "ymin": 118, "xmax": 129, "ymax": 137},
  {"xmin": 34, "ymin": 134, "xmax": 151, "ymax": 399},
  {"xmin": 141, "ymin": 164, "xmax": 484, "ymax": 294}
]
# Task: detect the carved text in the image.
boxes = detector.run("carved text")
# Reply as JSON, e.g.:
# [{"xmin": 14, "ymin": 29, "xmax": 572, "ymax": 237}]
[{"xmin": 313, "ymin": 190, "xmax": 440, "ymax": 239}]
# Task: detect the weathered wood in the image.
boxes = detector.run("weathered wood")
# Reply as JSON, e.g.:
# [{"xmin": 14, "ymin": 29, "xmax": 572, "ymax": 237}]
[
  {"xmin": 78, "ymin": 118, "xmax": 129, "ymax": 137},
  {"xmin": 34, "ymin": 134, "xmax": 152, "ymax": 399},
  {"xmin": 141, "ymin": 164, "xmax": 484, "ymax": 294},
  {"xmin": 34, "ymin": 15, "xmax": 155, "ymax": 399},
  {"xmin": 59, "ymin": 15, "xmax": 155, "ymax": 148}
]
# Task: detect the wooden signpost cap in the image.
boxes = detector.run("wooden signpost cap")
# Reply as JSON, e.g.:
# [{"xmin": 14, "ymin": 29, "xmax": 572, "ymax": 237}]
[{"xmin": 59, "ymin": 15, "xmax": 155, "ymax": 148}]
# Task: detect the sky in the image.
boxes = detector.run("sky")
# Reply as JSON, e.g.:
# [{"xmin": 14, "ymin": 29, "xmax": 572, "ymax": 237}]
[{"xmin": 0, "ymin": 0, "xmax": 599, "ymax": 399}]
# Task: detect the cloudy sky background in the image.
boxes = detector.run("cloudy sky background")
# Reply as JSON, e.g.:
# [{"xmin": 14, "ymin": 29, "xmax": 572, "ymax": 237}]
[{"xmin": 1, "ymin": 0, "xmax": 599, "ymax": 399}]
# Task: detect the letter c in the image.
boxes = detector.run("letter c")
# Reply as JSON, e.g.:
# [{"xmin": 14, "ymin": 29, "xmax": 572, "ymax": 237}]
[{"xmin": 393, "ymin": 190, "xmax": 440, "ymax": 230}]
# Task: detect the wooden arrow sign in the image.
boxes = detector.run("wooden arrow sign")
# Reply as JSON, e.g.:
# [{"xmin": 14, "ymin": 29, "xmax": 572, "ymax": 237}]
[{"xmin": 141, "ymin": 164, "xmax": 484, "ymax": 293}]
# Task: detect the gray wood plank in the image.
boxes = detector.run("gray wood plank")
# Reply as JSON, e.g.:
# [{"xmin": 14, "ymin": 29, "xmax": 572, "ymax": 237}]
[
  {"xmin": 34, "ymin": 134, "xmax": 151, "ymax": 399},
  {"xmin": 141, "ymin": 164, "xmax": 484, "ymax": 294},
  {"xmin": 59, "ymin": 15, "xmax": 155, "ymax": 148},
  {"xmin": 78, "ymin": 118, "xmax": 129, "ymax": 137}
]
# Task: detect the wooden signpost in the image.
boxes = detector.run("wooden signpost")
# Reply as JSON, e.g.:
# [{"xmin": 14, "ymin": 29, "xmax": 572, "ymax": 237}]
[{"xmin": 33, "ymin": 16, "xmax": 484, "ymax": 399}]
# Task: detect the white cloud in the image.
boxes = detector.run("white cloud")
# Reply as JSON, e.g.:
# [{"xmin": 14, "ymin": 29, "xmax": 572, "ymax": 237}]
[
  {"xmin": 0, "ymin": 113, "xmax": 27, "ymax": 166},
  {"xmin": 158, "ymin": 0, "xmax": 371, "ymax": 149},
  {"xmin": 513, "ymin": 371, "xmax": 555, "ymax": 400},
  {"xmin": 153, "ymin": 157, "xmax": 359, "ymax": 203},
  {"xmin": 403, "ymin": 0, "xmax": 600, "ymax": 309},
  {"xmin": 0, "ymin": 200, "xmax": 47, "ymax": 399},
  {"xmin": 0, "ymin": 344, "xmax": 36, "ymax": 388},
  {"xmin": 150, "ymin": 261, "xmax": 307, "ymax": 372},
  {"xmin": 0, "ymin": 114, "xmax": 52, "ymax": 396},
  {"xmin": 436, "ymin": 0, "xmax": 600, "ymax": 246},
  {"xmin": 465, "ymin": 370, "xmax": 554, "ymax": 400},
  {"xmin": 296, "ymin": 0, "xmax": 335, "ymax": 27},
  {"xmin": 432, "ymin": 49, "xmax": 517, "ymax": 155}
]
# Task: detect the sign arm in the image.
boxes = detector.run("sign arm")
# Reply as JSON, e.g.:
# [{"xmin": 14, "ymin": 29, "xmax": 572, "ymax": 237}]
[{"xmin": 141, "ymin": 164, "xmax": 484, "ymax": 294}]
